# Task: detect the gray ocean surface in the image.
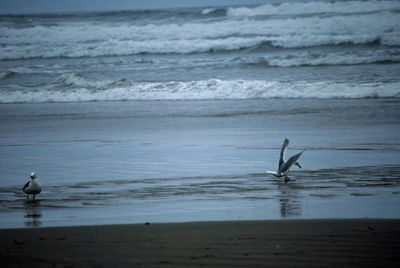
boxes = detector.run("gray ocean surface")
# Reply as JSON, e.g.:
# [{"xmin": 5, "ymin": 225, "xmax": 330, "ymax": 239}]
[{"xmin": 1, "ymin": 0, "xmax": 400, "ymax": 228}]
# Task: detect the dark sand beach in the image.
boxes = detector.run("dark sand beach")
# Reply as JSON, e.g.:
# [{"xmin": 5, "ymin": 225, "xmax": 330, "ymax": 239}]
[{"xmin": 2, "ymin": 219, "xmax": 400, "ymax": 267}]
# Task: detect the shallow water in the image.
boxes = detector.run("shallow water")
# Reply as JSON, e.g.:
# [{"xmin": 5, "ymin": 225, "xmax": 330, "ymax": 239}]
[
  {"xmin": 0, "ymin": 99, "xmax": 399, "ymax": 228},
  {"xmin": 1, "ymin": 166, "xmax": 400, "ymax": 228}
]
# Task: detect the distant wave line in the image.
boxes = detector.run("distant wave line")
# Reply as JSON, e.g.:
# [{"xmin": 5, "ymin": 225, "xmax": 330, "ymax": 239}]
[
  {"xmin": 226, "ymin": 0, "xmax": 400, "ymax": 17},
  {"xmin": 1, "ymin": 0, "xmax": 398, "ymax": 19},
  {"xmin": 1, "ymin": 36, "xmax": 399, "ymax": 60}
]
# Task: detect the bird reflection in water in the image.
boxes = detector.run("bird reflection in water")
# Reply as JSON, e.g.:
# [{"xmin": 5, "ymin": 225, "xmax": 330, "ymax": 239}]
[
  {"xmin": 277, "ymin": 182, "xmax": 302, "ymax": 217},
  {"xmin": 24, "ymin": 200, "xmax": 42, "ymax": 227}
]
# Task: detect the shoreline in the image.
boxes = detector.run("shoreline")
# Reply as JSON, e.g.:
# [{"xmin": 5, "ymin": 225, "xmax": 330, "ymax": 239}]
[
  {"xmin": 2, "ymin": 219, "xmax": 400, "ymax": 267},
  {"xmin": 3, "ymin": 217, "xmax": 400, "ymax": 231}
]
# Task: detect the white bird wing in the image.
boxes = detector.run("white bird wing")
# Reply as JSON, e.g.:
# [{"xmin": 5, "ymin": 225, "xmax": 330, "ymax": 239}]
[
  {"xmin": 279, "ymin": 138, "xmax": 289, "ymax": 171},
  {"xmin": 266, "ymin": 171, "xmax": 282, "ymax": 178},
  {"xmin": 280, "ymin": 150, "xmax": 305, "ymax": 174}
]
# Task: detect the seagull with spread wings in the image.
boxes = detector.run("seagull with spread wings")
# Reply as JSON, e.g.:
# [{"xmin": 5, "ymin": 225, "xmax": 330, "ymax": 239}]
[{"xmin": 267, "ymin": 138, "xmax": 305, "ymax": 183}]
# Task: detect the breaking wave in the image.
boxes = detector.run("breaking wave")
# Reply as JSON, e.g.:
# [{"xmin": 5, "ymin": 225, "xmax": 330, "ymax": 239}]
[
  {"xmin": 2, "ymin": 34, "xmax": 399, "ymax": 60},
  {"xmin": 1, "ymin": 1, "xmax": 399, "ymax": 59},
  {"xmin": 201, "ymin": 8, "xmax": 220, "ymax": 15},
  {"xmin": 227, "ymin": 0, "xmax": 400, "ymax": 17},
  {"xmin": 240, "ymin": 48, "xmax": 400, "ymax": 67},
  {"xmin": 0, "ymin": 71, "xmax": 15, "ymax": 79},
  {"xmin": 1, "ymin": 80, "xmax": 399, "ymax": 103},
  {"xmin": 58, "ymin": 73, "xmax": 125, "ymax": 89}
]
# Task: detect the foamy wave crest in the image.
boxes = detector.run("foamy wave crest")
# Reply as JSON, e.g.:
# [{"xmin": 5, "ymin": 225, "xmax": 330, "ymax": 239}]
[
  {"xmin": 251, "ymin": 48, "xmax": 400, "ymax": 67},
  {"xmin": 0, "ymin": 71, "xmax": 15, "ymax": 80},
  {"xmin": 1, "ymin": 80, "xmax": 399, "ymax": 103},
  {"xmin": 201, "ymin": 8, "xmax": 218, "ymax": 15},
  {"xmin": 1, "ymin": 37, "xmax": 271, "ymax": 59},
  {"xmin": 227, "ymin": 0, "xmax": 400, "ymax": 17},
  {"xmin": 58, "ymin": 73, "xmax": 125, "ymax": 89}
]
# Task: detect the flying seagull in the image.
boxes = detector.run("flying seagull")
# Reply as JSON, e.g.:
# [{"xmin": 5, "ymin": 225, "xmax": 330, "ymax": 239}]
[
  {"xmin": 267, "ymin": 138, "xmax": 305, "ymax": 183},
  {"xmin": 23, "ymin": 173, "xmax": 42, "ymax": 200}
]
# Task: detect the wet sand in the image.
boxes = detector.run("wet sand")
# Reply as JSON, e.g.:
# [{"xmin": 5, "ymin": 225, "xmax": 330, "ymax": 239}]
[{"xmin": 1, "ymin": 219, "xmax": 400, "ymax": 267}]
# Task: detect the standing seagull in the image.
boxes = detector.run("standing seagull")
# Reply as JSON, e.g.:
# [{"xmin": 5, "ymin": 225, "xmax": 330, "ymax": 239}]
[
  {"xmin": 267, "ymin": 138, "xmax": 305, "ymax": 183},
  {"xmin": 23, "ymin": 173, "xmax": 42, "ymax": 201}
]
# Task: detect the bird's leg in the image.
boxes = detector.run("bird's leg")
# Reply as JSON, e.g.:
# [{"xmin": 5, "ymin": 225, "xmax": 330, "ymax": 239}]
[
  {"xmin": 284, "ymin": 175, "xmax": 291, "ymax": 183},
  {"xmin": 26, "ymin": 194, "xmax": 29, "ymax": 200},
  {"xmin": 33, "ymin": 195, "xmax": 36, "ymax": 201}
]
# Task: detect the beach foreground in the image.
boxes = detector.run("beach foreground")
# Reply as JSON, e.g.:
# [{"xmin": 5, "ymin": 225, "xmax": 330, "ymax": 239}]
[{"xmin": 1, "ymin": 219, "xmax": 400, "ymax": 267}]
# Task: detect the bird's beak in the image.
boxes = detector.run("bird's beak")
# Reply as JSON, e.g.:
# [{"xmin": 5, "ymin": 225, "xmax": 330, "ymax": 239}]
[{"xmin": 295, "ymin": 162, "xmax": 302, "ymax": 169}]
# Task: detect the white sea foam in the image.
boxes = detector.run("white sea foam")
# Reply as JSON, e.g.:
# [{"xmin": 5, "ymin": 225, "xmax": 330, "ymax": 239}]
[
  {"xmin": 201, "ymin": 8, "xmax": 218, "ymax": 15},
  {"xmin": 1, "ymin": 80, "xmax": 399, "ymax": 103},
  {"xmin": 227, "ymin": 0, "xmax": 400, "ymax": 17}
]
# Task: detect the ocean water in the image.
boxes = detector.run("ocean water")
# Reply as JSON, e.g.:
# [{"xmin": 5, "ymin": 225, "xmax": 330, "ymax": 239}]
[{"xmin": 1, "ymin": 0, "xmax": 400, "ymax": 228}]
